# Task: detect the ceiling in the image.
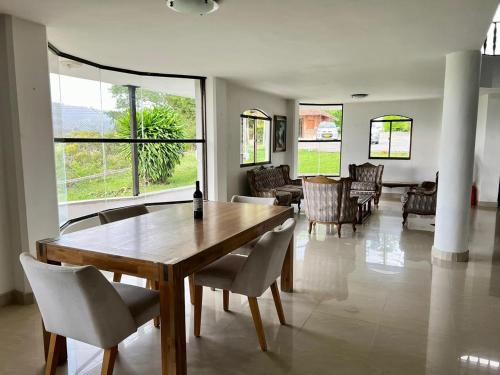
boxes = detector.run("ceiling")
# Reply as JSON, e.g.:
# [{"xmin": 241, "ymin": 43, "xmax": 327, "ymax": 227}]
[{"xmin": 0, "ymin": 0, "xmax": 498, "ymax": 102}]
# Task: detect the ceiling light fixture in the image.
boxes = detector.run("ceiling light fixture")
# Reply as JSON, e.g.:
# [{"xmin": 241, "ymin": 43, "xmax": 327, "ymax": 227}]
[
  {"xmin": 351, "ymin": 93, "xmax": 368, "ymax": 99},
  {"xmin": 166, "ymin": 0, "xmax": 219, "ymax": 15}
]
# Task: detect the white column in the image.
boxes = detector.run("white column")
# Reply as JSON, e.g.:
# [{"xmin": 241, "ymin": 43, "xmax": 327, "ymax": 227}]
[
  {"xmin": 432, "ymin": 50, "xmax": 481, "ymax": 262},
  {"xmin": 0, "ymin": 14, "xmax": 59, "ymax": 303}
]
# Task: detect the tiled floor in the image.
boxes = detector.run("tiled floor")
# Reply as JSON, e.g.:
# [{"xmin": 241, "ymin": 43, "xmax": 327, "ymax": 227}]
[{"xmin": 1, "ymin": 199, "xmax": 500, "ymax": 374}]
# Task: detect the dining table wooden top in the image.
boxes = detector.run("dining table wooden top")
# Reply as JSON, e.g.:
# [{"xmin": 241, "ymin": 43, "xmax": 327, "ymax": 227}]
[{"xmin": 40, "ymin": 201, "xmax": 294, "ymax": 278}]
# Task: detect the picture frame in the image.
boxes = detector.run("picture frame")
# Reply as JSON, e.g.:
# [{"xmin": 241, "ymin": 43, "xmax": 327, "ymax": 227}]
[{"xmin": 273, "ymin": 115, "xmax": 287, "ymax": 152}]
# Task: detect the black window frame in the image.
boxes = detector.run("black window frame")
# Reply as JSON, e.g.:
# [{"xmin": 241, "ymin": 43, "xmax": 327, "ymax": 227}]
[
  {"xmin": 368, "ymin": 115, "xmax": 413, "ymax": 160},
  {"xmin": 297, "ymin": 103, "xmax": 343, "ymax": 177},
  {"xmin": 239, "ymin": 109, "xmax": 272, "ymax": 167},
  {"xmin": 48, "ymin": 43, "xmax": 208, "ymax": 200}
]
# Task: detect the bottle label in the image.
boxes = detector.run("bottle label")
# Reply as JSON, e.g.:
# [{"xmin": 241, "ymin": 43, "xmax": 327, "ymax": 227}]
[{"xmin": 194, "ymin": 198, "xmax": 203, "ymax": 211}]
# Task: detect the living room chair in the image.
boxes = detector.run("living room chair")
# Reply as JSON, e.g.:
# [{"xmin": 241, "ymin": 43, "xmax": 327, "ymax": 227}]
[
  {"xmin": 230, "ymin": 195, "xmax": 277, "ymax": 205},
  {"xmin": 19, "ymin": 253, "xmax": 160, "ymax": 375},
  {"xmin": 303, "ymin": 176, "xmax": 358, "ymax": 237},
  {"xmin": 402, "ymin": 173, "xmax": 438, "ymax": 225},
  {"xmin": 193, "ymin": 218, "xmax": 296, "ymax": 351},
  {"xmin": 348, "ymin": 163, "xmax": 384, "ymax": 205}
]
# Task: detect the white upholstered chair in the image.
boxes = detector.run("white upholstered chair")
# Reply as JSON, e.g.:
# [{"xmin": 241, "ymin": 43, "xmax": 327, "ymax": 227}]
[
  {"xmin": 193, "ymin": 218, "xmax": 296, "ymax": 351},
  {"xmin": 230, "ymin": 195, "xmax": 277, "ymax": 205},
  {"xmin": 19, "ymin": 253, "xmax": 160, "ymax": 375}
]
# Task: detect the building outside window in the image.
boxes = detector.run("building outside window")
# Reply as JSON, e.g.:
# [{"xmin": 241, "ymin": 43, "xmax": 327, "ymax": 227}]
[
  {"xmin": 240, "ymin": 109, "xmax": 271, "ymax": 166},
  {"xmin": 297, "ymin": 103, "xmax": 343, "ymax": 176},
  {"xmin": 369, "ymin": 115, "xmax": 412, "ymax": 159},
  {"xmin": 48, "ymin": 47, "xmax": 206, "ymax": 224}
]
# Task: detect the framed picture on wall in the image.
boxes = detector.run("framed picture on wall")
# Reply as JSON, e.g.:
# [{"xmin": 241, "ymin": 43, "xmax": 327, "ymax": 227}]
[{"xmin": 273, "ymin": 115, "xmax": 287, "ymax": 152}]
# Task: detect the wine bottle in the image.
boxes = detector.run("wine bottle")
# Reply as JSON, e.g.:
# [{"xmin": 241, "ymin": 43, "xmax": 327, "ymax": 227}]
[{"xmin": 193, "ymin": 180, "xmax": 203, "ymax": 219}]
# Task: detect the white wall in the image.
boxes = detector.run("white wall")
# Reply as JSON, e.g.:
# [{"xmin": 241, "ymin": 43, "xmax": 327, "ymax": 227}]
[
  {"xmin": 0, "ymin": 15, "xmax": 59, "ymax": 300},
  {"xmin": 341, "ymin": 98, "xmax": 443, "ymax": 187},
  {"xmin": 475, "ymin": 93, "xmax": 500, "ymax": 204},
  {"xmin": 207, "ymin": 79, "xmax": 294, "ymax": 201}
]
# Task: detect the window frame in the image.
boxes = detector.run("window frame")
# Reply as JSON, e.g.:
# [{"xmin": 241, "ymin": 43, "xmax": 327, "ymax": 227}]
[
  {"xmin": 368, "ymin": 115, "xmax": 413, "ymax": 160},
  {"xmin": 297, "ymin": 103, "xmax": 343, "ymax": 177},
  {"xmin": 48, "ymin": 43, "xmax": 208, "ymax": 200},
  {"xmin": 239, "ymin": 109, "xmax": 272, "ymax": 167}
]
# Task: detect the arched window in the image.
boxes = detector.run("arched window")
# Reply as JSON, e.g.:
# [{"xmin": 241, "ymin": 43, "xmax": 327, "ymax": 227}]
[
  {"xmin": 240, "ymin": 109, "xmax": 271, "ymax": 166},
  {"xmin": 369, "ymin": 115, "xmax": 413, "ymax": 159}
]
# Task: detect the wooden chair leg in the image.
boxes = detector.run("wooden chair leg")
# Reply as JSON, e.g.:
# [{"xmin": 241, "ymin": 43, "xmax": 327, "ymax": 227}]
[
  {"xmin": 101, "ymin": 346, "xmax": 118, "ymax": 375},
  {"xmin": 194, "ymin": 285, "xmax": 203, "ymax": 337},
  {"xmin": 223, "ymin": 290, "xmax": 229, "ymax": 311},
  {"xmin": 189, "ymin": 274, "xmax": 195, "ymax": 305},
  {"xmin": 45, "ymin": 333, "xmax": 63, "ymax": 375},
  {"xmin": 248, "ymin": 297, "xmax": 267, "ymax": 351},
  {"xmin": 112, "ymin": 273, "xmax": 122, "ymax": 283},
  {"xmin": 308, "ymin": 221, "xmax": 313, "ymax": 234},
  {"xmin": 352, "ymin": 219, "xmax": 357, "ymax": 232},
  {"xmin": 337, "ymin": 224, "xmax": 342, "ymax": 238},
  {"xmin": 270, "ymin": 282, "xmax": 286, "ymax": 325},
  {"xmin": 152, "ymin": 280, "xmax": 160, "ymax": 328}
]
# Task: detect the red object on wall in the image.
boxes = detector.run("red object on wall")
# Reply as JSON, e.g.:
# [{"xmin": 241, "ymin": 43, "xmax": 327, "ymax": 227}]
[{"xmin": 471, "ymin": 184, "xmax": 478, "ymax": 207}]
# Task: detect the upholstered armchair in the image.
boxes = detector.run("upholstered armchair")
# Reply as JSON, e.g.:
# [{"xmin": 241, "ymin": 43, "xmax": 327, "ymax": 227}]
[
  {"xmin": 247, "ymin": 165, "xmax": 302, "ymax": 208},
  {"xmin": 402, "ymin": 173, "xmax": 438, "ymax": 225},
  {"xmin": 348, "ymin": 163, "xmax": 384, "ymax": 205},
  {"xmin": 303, "ymin": 176, "xmax": 358, "ymax": 237}
]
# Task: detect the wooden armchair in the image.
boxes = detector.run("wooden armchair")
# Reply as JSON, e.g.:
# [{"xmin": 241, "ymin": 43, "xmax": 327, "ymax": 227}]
[
  {"xmin": 303, "ymin": 176, "xmax": 358, "ymax": 237},
  {"xmin": 402, "ymin": 173, "xmax": 438, "ymax": 225},
  {"xmin": 348, "ymin": 163, "xmax": 384, "ymax": 205}
]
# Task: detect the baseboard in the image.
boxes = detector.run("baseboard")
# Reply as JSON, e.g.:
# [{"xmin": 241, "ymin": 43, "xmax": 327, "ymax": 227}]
[
  {"xmin": 0, "ymin": 290, "xmax": 34, "ymax": 307},
  {"xmin": 477, "ymin": 201, "xmax": 498, "ymax": 208}
]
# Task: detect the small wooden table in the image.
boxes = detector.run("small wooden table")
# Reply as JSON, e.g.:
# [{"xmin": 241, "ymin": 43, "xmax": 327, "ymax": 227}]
[
  {"xmin": 354, "ymin": 194, "xmax": 374, "ymax": 224},
  {"xmin": 382, "ymin": 182, "xmax": 419, "ymax": 189},
  {"xmin": 36, "ymin": 201, "xmax": 294, "ymax": 375}
]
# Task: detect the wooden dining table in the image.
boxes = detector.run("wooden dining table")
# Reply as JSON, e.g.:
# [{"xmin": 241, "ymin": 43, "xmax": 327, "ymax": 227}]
[{"xmin": 36, "ymin": 201, "xmax": 294, "ymax": 375}]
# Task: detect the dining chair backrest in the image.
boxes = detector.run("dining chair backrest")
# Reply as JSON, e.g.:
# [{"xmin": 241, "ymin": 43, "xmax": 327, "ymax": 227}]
[
  {"xmin": 230, "ymin": 195, "xmax": 276, "ymax": 205},
  {"xmin": 98, "ymin": 204, "xmax": 149, "ymax": 224},
  {"xmin": 231, "ymin": 218, "xmax": 295, "ymax": 297},
  {"xmin": 20, "ymin": 253, "xmax": 136, "ymax": 349}
]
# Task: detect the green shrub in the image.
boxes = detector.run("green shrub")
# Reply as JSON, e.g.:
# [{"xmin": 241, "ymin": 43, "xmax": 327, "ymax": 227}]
[{"xmin": 117, "ymin": 106, "xmax": 185, "ymax": 184}]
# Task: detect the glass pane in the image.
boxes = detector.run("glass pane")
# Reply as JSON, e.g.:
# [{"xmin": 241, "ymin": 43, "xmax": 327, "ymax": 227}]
[
  {"xmin": 255, "ymin": 119, "xmax": 270, "ymax": 163},
  {"xmin": 370, "ymin": 121, "xmax": 390, "ymax": 158},
  {"xmin": 389, "ymin": 121, "xmax": 411, "ymax": 158},
  {"xmin": 299, "ymin": 104, "xmax": 342, "ymax": 141},
  {"xmin": 298, "ymin": 141, "xmax": 340, "ymax": 176},
  {"xmin": 139, "ymin": 143, "xmax": 200, "ymax": 201},
  {"xmin": 240, "ymin": 117, "xmax": 255, "ymax": 164}
]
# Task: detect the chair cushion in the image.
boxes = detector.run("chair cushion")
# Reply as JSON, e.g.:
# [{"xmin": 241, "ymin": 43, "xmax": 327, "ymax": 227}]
[
  {"xmin": 276, "ymin": 185, "xmax": 303, "ymax": 200},
  {"xmin": 112, "ymin": 283, "xmax": 160, "ymax": 327},
  {"xmin": 351, "ymin": 181, "xmax": 377, "ymax": 191},
  {"xmin": 194, "ymin": 254, "xmax": 247, "ymax": 290}
]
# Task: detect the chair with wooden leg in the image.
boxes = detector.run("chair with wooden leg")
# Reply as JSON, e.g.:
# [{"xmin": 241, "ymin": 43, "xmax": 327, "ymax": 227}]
[
  {"xmin": 193, "ymin": 218, "xmax": 295, "ymax": 351},
  {"xmin": 19, "ymin": 253, "xmax": 160, "ymax": 375}
]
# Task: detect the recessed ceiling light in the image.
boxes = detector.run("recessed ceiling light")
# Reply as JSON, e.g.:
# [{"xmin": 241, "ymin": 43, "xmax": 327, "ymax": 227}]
[
  {"xmin": 351, "ymin": 93, "xmax": 368, "ymax": 99},
  {"xmin": 167, "ymin": 0, "xmax": 219, "ymax": 15}
]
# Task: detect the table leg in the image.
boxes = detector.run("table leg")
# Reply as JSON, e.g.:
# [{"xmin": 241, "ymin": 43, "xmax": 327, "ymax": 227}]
[
  {"xmin": 160, "ymin": 264, "xmax": 187, "ymax": 375},
  {"xmin": 36, "ymin": 241, "xmax": 67, "ymax": 365},
  {"xmin": 357, "ymin": 204, "xmax": 362, "ymax": 224},
  {"xmin": 281, "ymin": 234, "xmax": 294, "ymax": 293}
]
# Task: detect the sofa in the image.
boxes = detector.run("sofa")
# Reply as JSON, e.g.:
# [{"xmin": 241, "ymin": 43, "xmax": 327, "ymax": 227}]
[
  {"xmin": 348, "ymin": 163, "xmax": 384, "ymax": 205},
  {"xmin": 402, "ymin": 172, "xmax": 438, "ymax": 226},
  {"xmin": 247, "ymin": 165, "xmax": 303, "ymax": 208},
  {"xmin": 302, "ymin": 176, "xmax": 358, "ymax": 237}
]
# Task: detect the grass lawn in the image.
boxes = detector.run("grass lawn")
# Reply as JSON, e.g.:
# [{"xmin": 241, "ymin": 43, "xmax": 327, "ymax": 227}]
[
  {"xmin": 298, "ymin": 150, "xmax": 340, "ymax": 175},
  {"xmin": 59, "ymin": 151, "xmax": 198, "ymax": 202}
]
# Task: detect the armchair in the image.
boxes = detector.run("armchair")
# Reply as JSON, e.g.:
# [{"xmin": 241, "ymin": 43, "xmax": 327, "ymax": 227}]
[
  {"xmin": 348, "ymin": 163, "xmax": 384, "ymax": 205},
  {"xmin": 402, "ymin": 173, "xmax": 438, "ymax": 225},
  {"xmin": 303, "ymin": 176, "xmax": 358, "ymax": 237}
]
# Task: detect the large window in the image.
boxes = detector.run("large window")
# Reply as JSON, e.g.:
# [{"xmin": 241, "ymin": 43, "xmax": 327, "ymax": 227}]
[
  {"xmin": 49, "ymin": 45, "xmax": 206, "ymax": 224},
  {"xmin": 369, "ymin": 115, "xmax": 412, "ymax": 159},
  {"xmin": 240, "ymin": 109, "xmax": 271, "ymax": 166},
  {"xmin": 298, "ymin": 104, "xmax": 343, "ymax": 176}
]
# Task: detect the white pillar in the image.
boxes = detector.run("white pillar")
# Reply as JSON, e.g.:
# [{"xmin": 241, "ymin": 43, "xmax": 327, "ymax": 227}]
[
  {"xmin": 0, "ymin": 14, "xmax": 59, "ymax": 304},
  {"xmin": 432, "ymin": 50, "xmax": 481, "ymax": 262}
]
